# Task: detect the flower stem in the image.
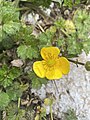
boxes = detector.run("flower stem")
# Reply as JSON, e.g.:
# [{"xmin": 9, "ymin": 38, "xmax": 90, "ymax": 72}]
[
  {"xmin": 53, "ymin": 81, "xmax": 59, "ymax": 94},
  {"xmin": 68, "ymin": 58, "xmax": 85, "ymax": 66},
  {"xmin": 50, "ymin": 104, "xmax": 53, "ymax": 120}
]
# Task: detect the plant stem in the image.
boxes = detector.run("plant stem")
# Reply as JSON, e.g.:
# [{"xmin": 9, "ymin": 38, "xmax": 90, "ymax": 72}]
[
  {"xmin": 18, "ymin": 97, "xmax": 21, "ymax": 109},
  {"xmin": 50, "ymin": 105, "xmax": 53, "ymax": 120},
  {"xmin": 53, "ymin": 81, "xmax": 59, "ymax": 94},
  {"xmin": 17, "ymin": 7, "xmax": 29, "ymax": 11},
  {"xmin": 68, "ymin": 58, "xmax": 85, "ymax": 66}
]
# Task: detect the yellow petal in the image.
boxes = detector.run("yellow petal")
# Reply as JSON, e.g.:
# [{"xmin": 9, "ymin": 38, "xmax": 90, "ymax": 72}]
[
  {"xmin": 33, "ymin": 61, "xmax": 45, "ymax": 78},
  {"xmin": 41, "ymin": 47, "xmax": 60, "ymax": 60},
  {"xmin": 46, "ymin": 68, "xmax": 62, "ymax": 80},
  {"xmin": 58, "ymin": 57, "xmax": 70, "ymax": 74}
]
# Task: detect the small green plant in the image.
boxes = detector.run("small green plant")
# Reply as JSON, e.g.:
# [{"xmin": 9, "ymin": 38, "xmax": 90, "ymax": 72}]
[
  {"xmin": 35, "ymin": 97, "xmax": 54, "ymax": 120},
  {"xmin": 64, "ymin": 109, "xmax": 77, "ymax": 120},
  {"xmin": 63, "ymin": 0, "xmax": 80, "ymax": 8},
  {"xmin": 0, "ymin": 65, "xmax": 21, "ymax": 88},
  {"xmin": 44, "ymin": 97, "xmax": 54, "ymax": 120},
  {"xmin": 35, "ymin": 106, "xmax": 46, "ymax": 120}
]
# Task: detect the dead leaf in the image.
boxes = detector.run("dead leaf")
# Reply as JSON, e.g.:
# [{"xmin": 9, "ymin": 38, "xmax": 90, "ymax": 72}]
[{"xmin": 11, "ymin": 59, "xmax": 23, "ymax": 67}]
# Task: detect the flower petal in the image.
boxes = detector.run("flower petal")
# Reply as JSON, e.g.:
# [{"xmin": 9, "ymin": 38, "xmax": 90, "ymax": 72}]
[
  {"xmin": 46, "ymin": 68, "xmax": 62, "ymax": 80},
  {"xmin": 41, "ymin": 47, "xmax": 60, "ymax": 60},
  {"xmin": 58, "ymin": 57, "xmax": 70, "ymax": 74},
  {"xmin": 33, "ymin": 61, "xmax": 46, "ymax": 78}
]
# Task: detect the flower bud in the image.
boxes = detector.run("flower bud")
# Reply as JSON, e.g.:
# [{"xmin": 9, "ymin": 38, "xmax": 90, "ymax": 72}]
[
  {"xmin": 44, "ymin": 98, "xmax": 51, "ymax": 106},
  {"xmin": 65, "ymin": 20, "xmax": 76, "ymax": 34},
  {"xmin": 85, "ymin": 61, "xmax": 90, "ymax": 71}
]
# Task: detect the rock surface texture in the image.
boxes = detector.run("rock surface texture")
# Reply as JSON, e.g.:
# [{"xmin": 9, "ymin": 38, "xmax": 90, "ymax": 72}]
[{"xmin": 32, "ymin": 52, "xmax": 90, "ymax": 120}]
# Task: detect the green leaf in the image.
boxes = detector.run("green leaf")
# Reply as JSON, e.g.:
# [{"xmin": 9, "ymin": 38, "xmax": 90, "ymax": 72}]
[
  {"xmin": 6, "ymin": 102, "xmax": 26, "ymax": 120},
  {"xmin": 7, "ymin": 82, "xmax": 29, "ymax": 100},
  {"xmin": 73, "ymin": 9, "xmax": 90, "ymax": 54},
  {"xmin": 14, "ymin": 26, "xmax": 33, "ymax": 41},
  {"xmin": 64, "ymin": 109, "xmax": 77, "ymax": 120},
  {"xmin": 17, "ymin": 45, "xmax": 39, "ymax": 60},
  {"xmin": 28, "ymin": 71, "xmax": 48, "ymax": 89},
  {"xmin": 0, "ymin": 65, "xmax": 21, "ymax": 88},
  {"xmin": 2, "ymin": 1, "xmax": 19, "ymax": 23},
  {"xmin": 6, "ymin": 102, "xmax": 18, "ymax": 120},
  {"xmin": 3, "ymin": 21, "xmax": 20, "ymax": 35},
  {"xmin": 55, "ymin": 18, "xmax": 65, "ymax": 28},
  {"xmin": 74, "ymin": 9, "xmax": 88, "ymax": 24},
  {"xmin": 63, "ymin": 0, "xmax": 80, "ymax": 8},
  {"xmin": 9, "ymin": 67, "xmax": 21, "ymax": 79},
  {"xmin": 38, "ymin": 33, "xmax": 49, "ymax": 44},
  {"xmin": 0, "ymin": 1, "xmax": 3, "ymax": 24},
  {"xmin": 67, "ymin": 34, "xmax": 83, "ymax": 55},
  {"xmin": 16, "ymin": 109, "xmax": 26, "ymax": 120},
  {"xmin": 38, "ymin": 29, "xmax": 53, "ymax": 47},
  {"xmin": 0, "ymin": 92, "xmax": 10, "ymax": 110},
  {"xmin": 0, "ymin": 65, "xmax": 8, "ymax": 77},
  {"xmin": 0, "ymin": 1, "xmax": 20, "ymax": 39},
  {"xmin": 26, "ymin": 0, "xmax": 52, "ymax": 7},
  {"xmin": 0, "ymin": 26, "xmax": 3, "ymax": 42},
  {"xmin": 2, "ymin": 35, "xmax": 14, "ymax": 49},
  {"xmin": 83, "ymin": 40, "xmax": 90, "ymax": 54},
  {"xmin": 26, "ymin": 46, "xmax": 38, "ymax": 59},
  {"xmin": 57, "ymin": 38, "xmax": 65, "ymax": 47},
  {"xmin": 17, "ymin": 45, "xmax": 27, "ymax": 59}
]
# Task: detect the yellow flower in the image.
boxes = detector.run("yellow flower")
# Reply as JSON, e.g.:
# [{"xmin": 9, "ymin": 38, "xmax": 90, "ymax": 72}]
[{"xmin": 33, "ymin": 47, "xmax": 70, "ymax": 80}]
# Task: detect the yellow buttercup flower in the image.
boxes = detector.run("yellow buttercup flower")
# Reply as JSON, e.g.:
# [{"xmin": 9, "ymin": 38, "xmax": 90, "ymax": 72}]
[{"xmin": 33, "ymin": 47, "xmax": 70, "ymax": 80}]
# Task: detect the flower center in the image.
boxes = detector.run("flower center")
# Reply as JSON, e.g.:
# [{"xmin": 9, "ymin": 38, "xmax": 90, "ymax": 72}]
[{"xmin": 47, "ymin": 59, "xmax": 56, "ymax": 67}]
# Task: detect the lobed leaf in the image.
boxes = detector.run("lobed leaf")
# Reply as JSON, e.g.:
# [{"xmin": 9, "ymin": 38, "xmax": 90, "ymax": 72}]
[{"xmin": 0, "ymin": 92, "xmax": 10, "ymax": 110}]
